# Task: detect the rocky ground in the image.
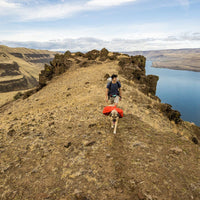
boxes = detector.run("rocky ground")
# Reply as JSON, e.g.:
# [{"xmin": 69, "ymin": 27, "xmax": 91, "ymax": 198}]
[{"xmin": 0, "ymin": 50, "xmax": 200, "ymax": 200}]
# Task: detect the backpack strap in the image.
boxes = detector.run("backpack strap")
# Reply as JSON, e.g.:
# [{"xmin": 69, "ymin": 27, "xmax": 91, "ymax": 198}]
[
  {"xmin": 117, "ymin": 81, "xmax": 120, "ymax": 88},
  {"xmin": 108, "ymin": 81, "xmax": 112, "ymax": 90},
  {"xmin": 108, "ymin": 82, "xmax": 112, "ymax": 96}
]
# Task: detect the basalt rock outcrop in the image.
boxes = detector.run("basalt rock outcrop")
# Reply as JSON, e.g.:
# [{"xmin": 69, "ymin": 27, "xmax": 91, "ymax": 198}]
[
  {"xmin": 38, "ymin": 48, "xmax": 111, "ymax": 87},
  {"xmin": 0, "ymin": 76, "xmax": 28, "ymax": 92},
  {"xmin": 39, "ymin": 54, "xmax": 73, "ymax": 87},
  {"xmin": 0, "ymin": 62, "xmax": 21, "ymax": 76},
  {"xmin": 155, "ymin": 103, "xmax": 182, "ymax": 124},
  {"xmin": 85, "ymin": 49, "xmax": 100, "ymax": 60},
  {"xmin": 39, "ymin": 52, "xmax": 75, "ymax": 87},
  {"xmin": 99, "ymin": 48, "xmax": 109, "ymax": 61},
  {"xmin": 118, "ymin": 55, "xmax": 159, "ymax": 98}
]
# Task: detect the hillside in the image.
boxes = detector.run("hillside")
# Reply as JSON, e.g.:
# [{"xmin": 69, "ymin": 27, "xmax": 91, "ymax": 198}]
[
  {"xmin": 0, "ymin": 49, "xmax": 199, "ymax": 200},
  {"xmin": 0, "ymin": 45, "xmax": 56, "ymax": 94},
  {"xmin": 127, "ymin": 48, "xmax": 200, "ymax": 72}
]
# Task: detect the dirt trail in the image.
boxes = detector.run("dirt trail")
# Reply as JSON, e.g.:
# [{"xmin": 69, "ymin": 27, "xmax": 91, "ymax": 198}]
[{"xmin": 0, "ymin": 60, "xmax": 200, "ymax": 200}]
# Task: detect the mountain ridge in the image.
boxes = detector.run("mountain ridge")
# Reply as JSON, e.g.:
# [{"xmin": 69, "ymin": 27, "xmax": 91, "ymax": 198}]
[{"xmin": 0, "ymin": 49, "xmax": 199, "ymax": 200}]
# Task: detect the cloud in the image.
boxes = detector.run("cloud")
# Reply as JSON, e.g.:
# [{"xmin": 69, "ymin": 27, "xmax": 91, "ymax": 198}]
[
  {"xmin": 0, "ymin": 0, "xmax": 20, "ymax": 14},
  {"xmin": 86, "ymin": 0, "xmax": 136, "ymax": 7},
  {"xmin": 1, "ymin": 21, "xmax": 200, "ymax": 50},
  {"xmin": 177, "ymin": 0, "xmax": 190, "ymax": 6},
  {"xmin": 1, "ymin": 32, "xmax": 200, "ymax": 52},
  {"xmin": 0, "ymin": 0, "xmax": 197, "ymax": 21},
  {"xmin": 0, "ymin": 0, "xmax": 18, "ymax": 8},
  {"xmin": 0, "ymin": 0, "xmax": 138, "ymax": 21},
  {"xmin": 0, "ymin": 22, "xmax": 173, "ymax": 42},
  {"xmin": 177, "ymin": 0, "xmax": 190, "ymax": 8},
  {"xmin": 21, "ymin": 3, "xmax": 83, "ymax": 21}
]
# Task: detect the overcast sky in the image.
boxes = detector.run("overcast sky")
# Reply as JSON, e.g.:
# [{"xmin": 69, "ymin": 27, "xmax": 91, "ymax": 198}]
[{"xmin": 0, "ymin": 0, "xmax": 200, "ymax": 51}]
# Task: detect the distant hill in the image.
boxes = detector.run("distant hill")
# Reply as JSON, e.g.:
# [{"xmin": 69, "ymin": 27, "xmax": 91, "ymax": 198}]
[
  {"xmin": 0, "ymin": 49, "xmax": 199, "ymax": 200},
  {"xmin": 0, "ymin": 45, "xmax": 56, "ymax": 106},
  {"xmin": 126, "ymin": 48, "xmax": 200, "ymax": 72},
  {"xmin": 0, "ymin": 45, "xmax": 56, "ymax": 93}
]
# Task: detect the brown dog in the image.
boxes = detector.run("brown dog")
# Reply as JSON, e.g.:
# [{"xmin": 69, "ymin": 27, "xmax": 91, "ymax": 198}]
[{"xmin": 109, "ymin": 109, "xmax": 120, "ymax": 134}]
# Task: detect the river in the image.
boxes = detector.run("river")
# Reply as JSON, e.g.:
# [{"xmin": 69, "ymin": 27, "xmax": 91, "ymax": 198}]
[{"xmin": 145, "ymin": 61, "xmax": 200, "ymax": 126}]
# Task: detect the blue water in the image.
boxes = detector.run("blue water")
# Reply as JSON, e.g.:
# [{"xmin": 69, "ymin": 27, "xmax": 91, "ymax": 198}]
[{"xmin": 146, "ymin": 61, "xmax": 200, "ymax": 126}]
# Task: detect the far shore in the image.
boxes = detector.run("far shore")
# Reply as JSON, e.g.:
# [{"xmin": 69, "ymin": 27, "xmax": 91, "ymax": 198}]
[
  {"xmin": 127, "ymin": 48, "xmax": 200, "ymax": 73},
  {"xmin": 151, "ymin": 62, "xmax": 200, "ymax": 72},
  {"xmin": 152, "ymin": 62, "xmax": 200, "ymax": 72}
]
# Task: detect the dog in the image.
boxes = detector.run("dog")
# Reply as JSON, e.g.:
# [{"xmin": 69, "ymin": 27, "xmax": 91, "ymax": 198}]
[
  {"xmin": 103, "ymin": 105, "xmax": 123, "ymax": 134},
  {"xmin": 109, "ymin": 109, "xmax": 120, "ymax": 134}
]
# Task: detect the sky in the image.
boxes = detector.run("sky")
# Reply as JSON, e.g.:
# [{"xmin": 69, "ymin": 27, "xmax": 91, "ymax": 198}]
[{"xmin": 0, "ymin": 0, "xmax": 200, "ymax": 51}]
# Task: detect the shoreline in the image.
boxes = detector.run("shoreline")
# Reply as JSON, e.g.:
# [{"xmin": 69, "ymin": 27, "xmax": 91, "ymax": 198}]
[
  {"xmin": 147, "ymin": 60, "xmax": 200, "ymax": 72},
  {"xmin": 151, "ymin": 65, "xmax": 200, "ymax": 72}
]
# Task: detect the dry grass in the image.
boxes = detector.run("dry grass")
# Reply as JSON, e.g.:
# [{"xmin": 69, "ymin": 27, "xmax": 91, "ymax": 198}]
[
  {"xmin": 0, "ymin": 89, "xmax": 32, "ymax": 106},
  {"xmin": 0, "ymin": 91, "xmax": 18, "ymax": 106}
]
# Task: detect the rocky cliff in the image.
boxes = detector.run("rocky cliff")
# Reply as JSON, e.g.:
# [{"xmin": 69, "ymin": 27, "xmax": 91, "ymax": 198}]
[{"xmin": 0, "ymin": 48, "xmax": 199, "ymax": 200}]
